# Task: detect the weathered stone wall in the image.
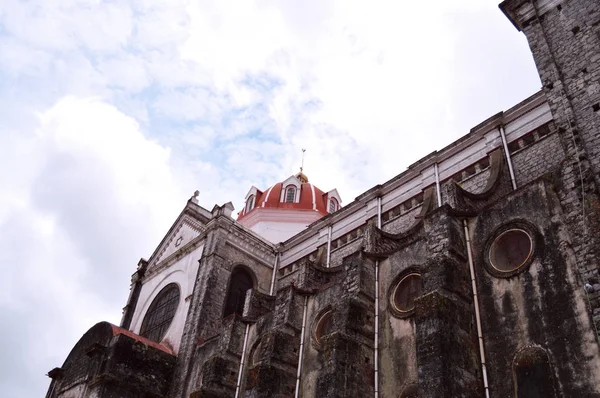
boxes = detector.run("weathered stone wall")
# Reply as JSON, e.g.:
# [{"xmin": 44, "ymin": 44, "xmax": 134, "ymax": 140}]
[
  {"xmin": 503, "ymin": 0, "xmax": 600, "ymax": 333},
  {"xmin": 48, "ymin": 322, "xmax": 176, "ymax": 398},
  {"xmin": 469, "ymin": 180, "xmax": 600, "ymax": 396},
  {"xmin": 511, "ymin": 130, "xmax": 565, "ymax": 187}
]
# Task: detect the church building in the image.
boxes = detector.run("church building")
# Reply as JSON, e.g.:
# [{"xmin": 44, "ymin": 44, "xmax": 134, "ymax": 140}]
[{"xmin": 46, "ymin": 1, "xmax": 600, "ymax": 397}]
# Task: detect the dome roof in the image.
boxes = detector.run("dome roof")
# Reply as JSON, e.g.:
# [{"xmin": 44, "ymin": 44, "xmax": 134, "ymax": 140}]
[{"xmin": 237, "ymin": 174, "xmax": 341, "ymax": 221}]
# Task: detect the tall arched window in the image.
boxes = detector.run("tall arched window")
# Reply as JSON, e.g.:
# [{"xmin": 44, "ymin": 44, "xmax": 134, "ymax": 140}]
[
  {"xmin": 224, "ymin": 267, "xmax": 254, "ymax": 317},
  {"xmin": 329, "ymin": 198, "xmax": 338, "ymax": 213},
  {"xmin": 246, "ymin": 195, "xmax": 255, "ymax": 213},
  {"xmin": 513, "ymin": 347, "xmax": 556, "ymax": 398},
  {"xmin": 285, "ymin": 187, "xmax": 296, "ymax": 203},
  {"xmin": 140, "ymin": 283, "xmax": 180, "ymax": 342}
]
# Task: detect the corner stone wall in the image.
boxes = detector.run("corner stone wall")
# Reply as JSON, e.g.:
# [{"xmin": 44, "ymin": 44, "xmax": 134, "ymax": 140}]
[{"xmin": 514, "ymin": 0, "xmax": 600, "ymax": 334}]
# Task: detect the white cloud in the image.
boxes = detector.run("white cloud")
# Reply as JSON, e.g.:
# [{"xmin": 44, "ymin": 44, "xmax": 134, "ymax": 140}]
[{"xmin": 0, "ymin": 97, "xmax": 186, "ymax": 396}]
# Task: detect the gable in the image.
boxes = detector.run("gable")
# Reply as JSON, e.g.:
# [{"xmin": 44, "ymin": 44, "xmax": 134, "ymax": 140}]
[{"xmin": 147, "ymin": 214, "xmax": 206, "ymax": 272}]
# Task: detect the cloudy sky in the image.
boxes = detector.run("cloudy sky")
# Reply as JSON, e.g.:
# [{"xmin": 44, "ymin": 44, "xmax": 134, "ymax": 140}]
[{"xmin": 0, "ymin": 0, "xmax": 541, "ymax": 396}]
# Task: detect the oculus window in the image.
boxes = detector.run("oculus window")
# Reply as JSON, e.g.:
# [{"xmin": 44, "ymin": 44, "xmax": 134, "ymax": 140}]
[
  {"xmin": 140, "ymin": 283, "xmax": 180, "ymax": 342},
  {"xmin": 489, "ymin": 229, "xmax": 533, "ymax": 273},
  {"xmin": 391, "ymin": 273, "xmax": 422, "ymax": 315},
  {"xmin": 314, "ymin": 310, "xmax": 334, "ymax": 345}
]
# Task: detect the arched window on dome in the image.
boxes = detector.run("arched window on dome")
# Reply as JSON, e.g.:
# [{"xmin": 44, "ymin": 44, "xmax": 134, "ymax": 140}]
[
  {"xmin": 329, "ymin": 198, "xmax": 338, "ymax": 213},
  {"xmin": 285, "ymin": 186, "xmax": 296, "ymax": 203},
  {"xmin": 246, "ymin": 195, "xmax": 255, "ymax": 213},
  {"xmin": 223, "ymin": 267, "xmax": 255, "ymax": 317}
]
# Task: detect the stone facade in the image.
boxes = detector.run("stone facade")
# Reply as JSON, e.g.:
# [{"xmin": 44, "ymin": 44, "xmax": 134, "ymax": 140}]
[{"xmin": 47, "ymin": 1, "xmax": 600, "ymax": 397}]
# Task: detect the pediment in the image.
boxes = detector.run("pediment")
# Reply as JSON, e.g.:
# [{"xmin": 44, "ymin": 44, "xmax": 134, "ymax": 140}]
[{"xmin": 147, "ymin": 214, "xmax": 206, "ymax": 271}]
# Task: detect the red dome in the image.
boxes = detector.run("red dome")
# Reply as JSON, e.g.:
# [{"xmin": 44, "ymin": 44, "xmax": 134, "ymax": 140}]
[{"xmin": 238, "ymin": 176, "xmax": 340, "ymax": 221}]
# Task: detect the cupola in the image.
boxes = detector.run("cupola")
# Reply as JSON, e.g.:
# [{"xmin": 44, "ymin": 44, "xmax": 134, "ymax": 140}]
[{"xmin": 237, "ymin": 173, "xmax": 342, "ymax": 243}]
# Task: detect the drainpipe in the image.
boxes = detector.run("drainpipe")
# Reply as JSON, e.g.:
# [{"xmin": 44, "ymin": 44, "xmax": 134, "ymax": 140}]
[
  {"xmin": 434, "ymin": 163, "xmax": 443, "ymax": 207},
  {"xmin": 499, "ymin": 125, "xmax": 517, "ymax": 191},
  {"xmin": 234, "ymin": 323, "xmax": 250, "ymax": 398},
  {"xmin": 294, "ymin": 296, "xmax": 309, "ymax": 398},
  {"xmin": 463, "ymin": 220, "xmax": 491, "ymax": 398},
  {"xmin": 270, "ymin": 252, "xmax": 279, "ymax": 295},
  {"xmin": 326, "ymin": 225, "xmax": 333, "ymax": 268},
  {"xmin": 374, "ymin": 196, "xmax": 382, "ymax": 398}
]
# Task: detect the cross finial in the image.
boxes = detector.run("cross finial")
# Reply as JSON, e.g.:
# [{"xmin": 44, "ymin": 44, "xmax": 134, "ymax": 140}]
[{"xmin": 300, "ymin": 148, "xmax": 306, "ymax": 173}]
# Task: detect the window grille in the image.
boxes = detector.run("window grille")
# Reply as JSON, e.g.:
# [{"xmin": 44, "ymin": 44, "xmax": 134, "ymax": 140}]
[
  {"xmin": 140, "ymin": 283, "xmax": 180, "ymax": 342},
  {"xmin": 285, "ymin": 187, "xmax": 296, "ymax": 203},
  {"xmin": 246, "ymin": 195, "xmax": 255, "ymax": 212},
  {"xmin": 329, "ymin": 199, "xmax": 337, "ymax": 213}
]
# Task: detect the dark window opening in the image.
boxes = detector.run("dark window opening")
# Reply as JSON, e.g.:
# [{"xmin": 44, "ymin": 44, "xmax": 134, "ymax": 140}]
[
  {"xmin": 514, "ymin": 349, "xmax": 556, "ymax": 398},
  {"xmin": 464, "ymin": 165, "xmax": 477, "ymax": 178},
  {"xmin": 508, "ymin": 140, "xmax": 521, "ymax": 153},
  {"xmin": 479, "ymin": 157, "xmax": 491, "ymax": 169},
  {"xmin": 593, "ymin": 103, "xmax": 600, "ymax": 113},
  {"xmin": 400, "ymin": 383, "xmax": 419, "ymax": 398},
  {"xmin": 537, "ymin": 124, "xmax": 550, "ymax": 137},
  {"xmin": 522, "ymin": 134, "xmax": 535, "ymax": 146},
  {"xmin": 224, "ymin": 268, "xmax": 254, "ymax": 317},
  {"xmin": 140, "ymin": 283, "xmax": 180, "ymax": 342},
  {"xmin": 572, "ymin": 26, "xmax": 580, "ymax": 35}
]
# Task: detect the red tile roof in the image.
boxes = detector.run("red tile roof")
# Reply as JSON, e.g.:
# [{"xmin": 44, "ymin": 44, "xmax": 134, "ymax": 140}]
[{"xmin": 109, "ymin": 324, "xmax": 174, "ymax": 355}]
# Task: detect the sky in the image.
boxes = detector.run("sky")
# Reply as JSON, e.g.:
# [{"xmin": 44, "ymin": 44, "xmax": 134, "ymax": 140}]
[{"xmin": 0, "ymin": 0, "xmax": 541, "ymax": 396}]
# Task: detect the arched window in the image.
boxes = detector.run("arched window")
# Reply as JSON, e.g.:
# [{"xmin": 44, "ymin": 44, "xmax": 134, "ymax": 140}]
[
  {"xmin": 400, "ymin": 383, "xmax": 419, "ymax": 398},
  {"xmin": 224, "ymin": 267, "xmax": 254, "ymax": 317},
  {"xmin": 140, "ymin": 283, "xmax": 180, "ymax": 342},
  {"xmin": 513, "ymin": 347, "xmax": 556, "ymax": 398},
  {"xmin": 285, "ymin": 186, "xmax": 296, "ymax": 203},
  {"xmin": 246, "ymin": 195, "xmax": 255, "ymax": 213},
  {"xmin": 329, "ymin": 198, "xmax": 338, "ymax": 213}
]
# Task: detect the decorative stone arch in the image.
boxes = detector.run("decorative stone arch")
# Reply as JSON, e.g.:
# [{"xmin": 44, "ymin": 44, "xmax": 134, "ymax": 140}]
[
  {"xmin": 223, "ymin": 265, "xmax": 256, "ymax": 317},
  {"xmin": 512, "ymin": 345, "xmax": 557, "ymax": 398},
  {"xmin": 399, "ymin": 382, "xmax": 419, "ymax": 398}
]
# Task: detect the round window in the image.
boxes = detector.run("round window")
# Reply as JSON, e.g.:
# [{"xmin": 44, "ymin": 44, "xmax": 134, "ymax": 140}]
[
  {"xmin": 489, "ymin": 229, "xmax": 533, "ymax": 272},
  {"xmin": 391, "ymin": 273, "xmax": 422, "ymax": 314},
  {"xmin": 314, "ymin": 310, "xmax": 334, "ymax": 344},
  {"xmin": 250, "ymin": 339, "xmax": 263, "ymax": 366}
]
